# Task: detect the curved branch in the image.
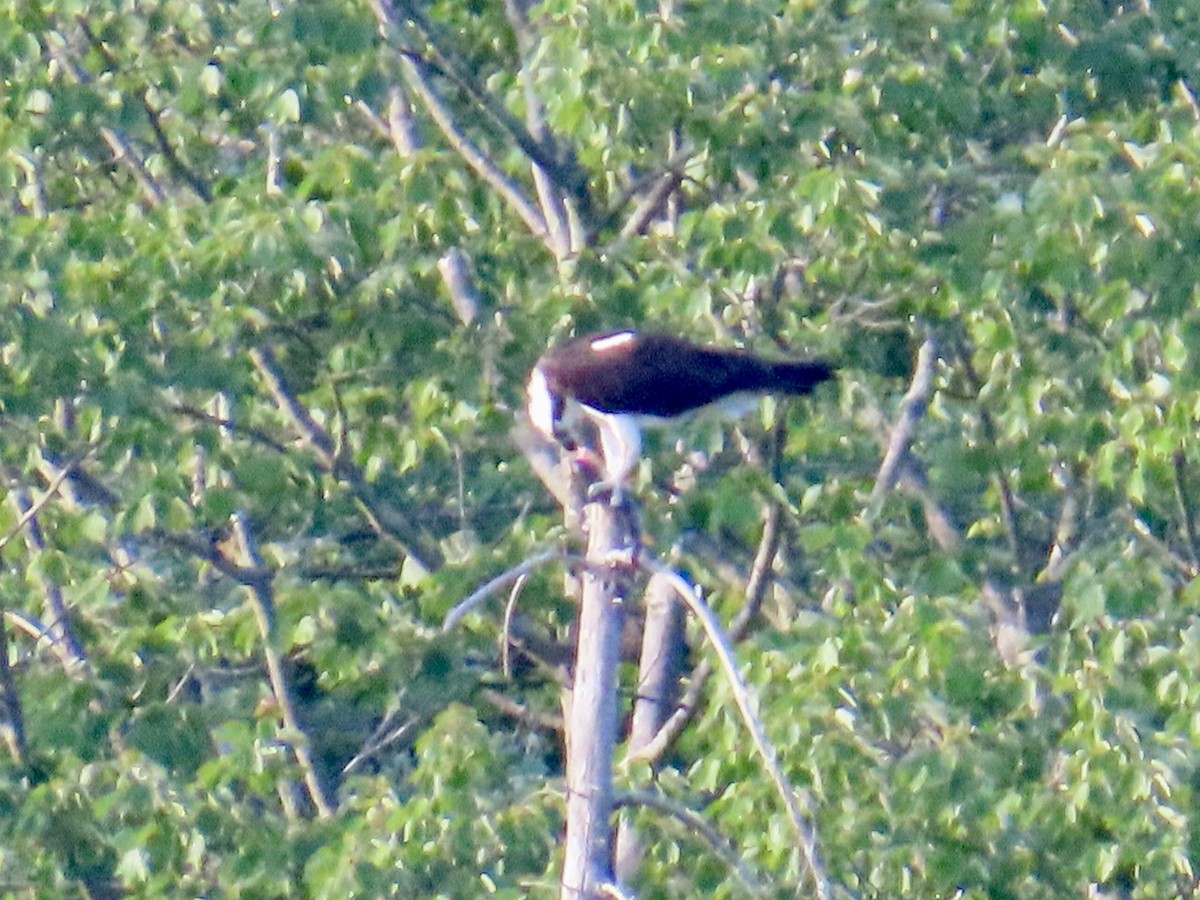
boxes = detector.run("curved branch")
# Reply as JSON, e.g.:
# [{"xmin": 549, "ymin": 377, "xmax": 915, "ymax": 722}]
[
  {"xmin": 614, "ymin": 790, "xmax": 767, "ymax": 896},
  {"xmin": 631, "ymin": 503, "xmax": 781, "ymax": 765},
  {"xmin": 635, "ymin": 558, "xmax": 829, "ymax": 900}
]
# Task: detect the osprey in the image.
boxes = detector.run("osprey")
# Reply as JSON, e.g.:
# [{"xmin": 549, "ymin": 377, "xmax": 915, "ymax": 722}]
[{"xmin": 527, "ymin": 330, "xmax": 833, "ymax": 487}]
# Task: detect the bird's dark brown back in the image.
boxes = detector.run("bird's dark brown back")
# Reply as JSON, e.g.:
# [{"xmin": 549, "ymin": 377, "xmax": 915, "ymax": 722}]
[{"xmin": 540, "ymin": 333, "xmax": 832, "ymax": 418}]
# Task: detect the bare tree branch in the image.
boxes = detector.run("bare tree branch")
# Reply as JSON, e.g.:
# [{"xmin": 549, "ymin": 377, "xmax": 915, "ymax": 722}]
[
  {"xmin": 1, "ymin": 470, "xmax": 91, "ymax": 675},
  {"xmin": 77, "ymin": 15, "xmax": 213, "ymax": 202},
  {"xmin": 397, "ymin": 54, "xmax": 550, "ymax": 242},
  {"xmin": 437, "ymin": 247, "xmax": 482, "ymax": 326},
  {"xmin": 959, "ymin": 348, "xmax": 1026, "ymax": 567},
  {"xmin": 0, "ymin": 458, "xmax": 78, "ymax": 554},
  {"xmin": 100, "ymin": 126, "xmax": 166, "ymax": 206},
  {"xmin": 369, "ymin": 0, "xmax": 593, "ymax": 224},
  {"xmin": 500, "ymin": 572, "xmax": 530, "ymax": 678},
  {"xmin": 249, "ymin": 345, "xmax": 442, "ymax": 569},
  {"xmin": 0, "ymin": 614, "xmax": 27, "ymax": 765},
  {"xmin": 442, "ymin": 549, "xmax": 562, "ymax": 632},
  {"xmin": 503, "ymin": 0, "xmax": 574, "ymax": 260},
  {"xmin": 387, "ymin": 86, "xmax": 424, "ymax": 156},
  {"xmin": 342, "ymin": 710, "xmax": 421, "ymax": 776},
  {"xmin": 561, "ymin": 499, "xmax": 639, "ymax": 899},
  {"xmin": 229, "ymin": 512, "xmax": 335, "ymax": 819},
  {"xmin": 615, "ymin": 572, "xmax": 686, "ymax": 881},
  {"xmin": 480, "ymin": 686, "xmax": 564, "ymax": 733},
  {"xmin": 171, "ymin": 403, "xmax": 290, "ymax": 454},
  {"xmin": 635, "ymin": 558, "xmax": 829, "ymax": 900},
  {"xmin": 869, "ymin": 334, "xmax": 936, "ymax": 512},
  {"xmin": 608, "ymin": 149, "xmax": 693, "ymax": 250},
  {"xmin": 631, "ymin": 502, "xmax": 782, "ymax": 765}
]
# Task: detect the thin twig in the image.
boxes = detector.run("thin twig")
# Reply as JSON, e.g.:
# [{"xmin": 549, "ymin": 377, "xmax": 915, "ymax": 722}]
[
  {"xmin": 636, "ymin": 558, "xmax": 829, "ymax": 900},
  {"xmin": 480, "ymin": 687, "xmax": 564, "ymax": 732},
  {"xmin": 2, "ymin": 470, "xmax": 92, "ymax": 675},
  {"xmin": 171, "ymin": 404, "xmax": 289, "ymax": 453},
  {"xmin": 614, "ymin": 790, "xmax": 767, "ymax": 896},
  {"xmin": 249, "ymin": 345, "xmax": 441, "ymax": 568},
  {"xmin": 1129, "ymin": 511, "xmax": 1196, "ymax": 575},
  {"xmin": 500, "ymin": 572, "xmax": 530, "ymax": 678},
  {"xmin": 442, "ymin": 550, "xmax": 561, "ymax": 631},
  {"xmin": 165, "ymin": 664, "xmax": 197, "ymax": 704},
  {"xmin": 0, "ymin": 459, "xmax": 78, "ymax": 554},
  {"xmin": 729, "ymin": 501, "xmax": 781, "ymax": 641},
  {"xmin": 960, "ymin": 349, "xmax": 1025, "ymax": 566},
  {"xmin": 342, "ymin": 711, "xmax": 421, "ymax": 776},
  {"xmin": 141, "ymin": 94, "xmax": 213, "ymax": 201}
]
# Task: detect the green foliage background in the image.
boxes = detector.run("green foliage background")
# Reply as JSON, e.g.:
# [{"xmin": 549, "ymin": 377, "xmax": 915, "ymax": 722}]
[{"xmin": 3, "ymin": 0, "xmax": 1200, "ymax": 896}]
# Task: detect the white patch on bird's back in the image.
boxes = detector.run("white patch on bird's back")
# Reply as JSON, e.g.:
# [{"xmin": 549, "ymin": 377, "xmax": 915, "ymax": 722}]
[
  {"xmin": 526, "ymin": 366, "xmax": 557, "ymax": 440},
  {"xmin": 589, "ymin": 331, "xmax": 636, "ymax": 353}
]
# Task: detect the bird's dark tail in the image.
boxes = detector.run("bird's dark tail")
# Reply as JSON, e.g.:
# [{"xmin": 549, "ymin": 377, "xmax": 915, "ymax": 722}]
[{"xmin": 762, "ymin": 360, "xmax": 835, "ymax": 395}]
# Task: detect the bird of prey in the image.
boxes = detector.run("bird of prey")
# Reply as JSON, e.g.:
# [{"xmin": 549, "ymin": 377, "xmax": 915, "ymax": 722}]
[{"xmin": 527, "ymin": 330, "xmax": 833, "ymax": 489}]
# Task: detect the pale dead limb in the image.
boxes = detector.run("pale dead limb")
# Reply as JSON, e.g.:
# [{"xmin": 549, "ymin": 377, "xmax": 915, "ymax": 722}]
[
  {"xmin": 561, "ymin": 499, "xmax": 638, "ymax": 899},
  {"xmin": 631, "ymin": 502, "xmax": 782, "ymax": 765},
  {"xmin": 637, "ymin": 558, "xmax": 829, "ymax": 900},
  {"xmin": 442, "ymin": 549, "xmax": 562, "ymax": 632},
  {"xmin": 869, "ymin": 334, "xmax": 936, "ymax": 513}
]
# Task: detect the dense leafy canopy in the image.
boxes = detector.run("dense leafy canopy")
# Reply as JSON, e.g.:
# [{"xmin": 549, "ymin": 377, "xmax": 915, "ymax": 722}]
[{"xmin": 3, "ymin": 0, "xmax": 1200, "ymax": 896}]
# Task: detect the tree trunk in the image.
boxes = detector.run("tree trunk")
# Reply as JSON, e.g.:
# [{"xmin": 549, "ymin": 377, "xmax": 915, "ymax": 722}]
[
  {"xmin": 614, "ymin": 572, "xmax": 686, "ymax": 882},
  {"xmin": 560, "ymin": 498, "xmax": 638, "ymax": 898}
]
